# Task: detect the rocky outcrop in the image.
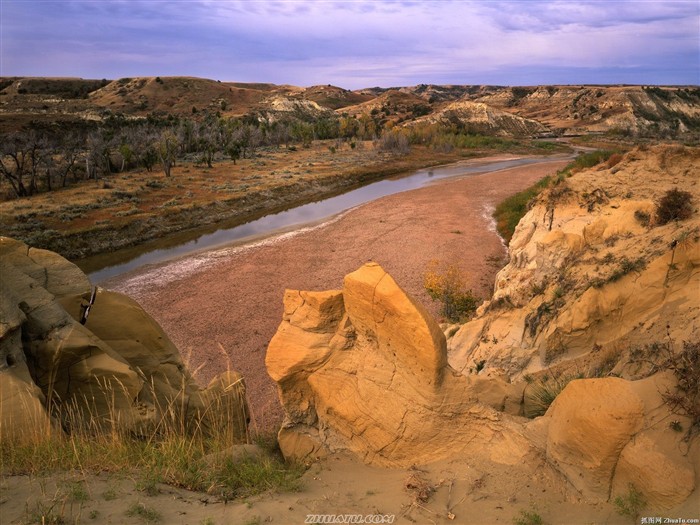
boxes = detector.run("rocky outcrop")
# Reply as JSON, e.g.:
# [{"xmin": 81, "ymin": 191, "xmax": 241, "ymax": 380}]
[
  {"xmin": 449, "ymin": 145, "xmax": 700, "ymax": 379},
  {"xmin": 545, "ymin": 378, "xmax": 645, "ymax": 499},
  {"xmin": 475, "ymin": 86, "xmax": 700, "ymax": 137},
  {"xmin": 266, "ymin": 262, "xmax": 536, "ymax": 467},
  {"xmin": 267, "ymin": 263, "xmax": 697, "ymax": 509},
  {"xmin": 412, "ymin": 100, "xmax": 548, "ymax": 137},
  {"xmin": 0, "ymin": 237, "xmax": 249, "ymax": 441}
]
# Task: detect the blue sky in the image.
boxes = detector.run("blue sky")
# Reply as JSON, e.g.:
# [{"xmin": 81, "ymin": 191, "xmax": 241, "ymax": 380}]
[{"xmin": 1, "ymin": 0, "xmax": 698, "ymax": 88}]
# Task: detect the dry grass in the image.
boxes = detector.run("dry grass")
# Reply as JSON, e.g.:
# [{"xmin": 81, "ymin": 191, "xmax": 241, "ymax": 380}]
[{"xmin": 1, "ymin": 374, "xmax": 303, "ymax": 501}]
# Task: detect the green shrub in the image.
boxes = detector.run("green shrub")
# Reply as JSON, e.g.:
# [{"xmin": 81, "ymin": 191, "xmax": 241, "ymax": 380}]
[
  {"xmin": 613, "ymin": 484, "xmax": 646, "ymax": 522},
  {"xmin": 424, "ymin": 261, "xmax": 480, "ymax": 322},
  {"xmin": 493, "ymin": 176, "xmax": 551, "ymax": 241},
  {"xmin": 513, "ymin": 509, "xmax": 544, "ymax": 525}
]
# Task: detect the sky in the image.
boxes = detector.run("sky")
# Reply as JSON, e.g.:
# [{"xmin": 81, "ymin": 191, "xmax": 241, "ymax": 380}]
[{"xmin": 1, "ymin": 0, "xmax": 698, "ymax": 88}]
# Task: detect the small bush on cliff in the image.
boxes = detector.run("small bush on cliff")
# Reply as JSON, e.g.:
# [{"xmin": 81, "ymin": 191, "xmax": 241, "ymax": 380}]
[
  {"xmin": 662, "ymin": 340, "xmax": 700, "ymax": 437},
  {"xmin": 424, "ymin": 261, "xmax": 480, "ymax": 322},
  {"xmin": 613, "ymin": 484, "xmax": 646, "ymax": 522},
  {"xmin": 656, "ymin": 188, "xmax": 693, "ymax": 225}
]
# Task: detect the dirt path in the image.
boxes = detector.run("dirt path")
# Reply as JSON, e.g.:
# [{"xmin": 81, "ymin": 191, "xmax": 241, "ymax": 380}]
[{"xmin": 105, "ymin": 157, "xmax": 569, "ymax": 431}]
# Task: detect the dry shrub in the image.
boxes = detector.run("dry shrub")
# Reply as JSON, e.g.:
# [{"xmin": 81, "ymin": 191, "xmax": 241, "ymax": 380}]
[
  {"xmin": 662, "ymin": 340, "xmax": 700, "ymax": 437},
  {"xmin": 656, "ymin": 188, "xmax": 693, "ymax": 225},
  {"xmin": 606, "ymin": 152, "xmax": 624, "ymax": 168},
  {"xmin": 404, "ymin": 472, "xmax": 434, "ymax": 503},
  {"xmin": 376, "ymin": 129, "xmax": 410, "ymax": 154}
]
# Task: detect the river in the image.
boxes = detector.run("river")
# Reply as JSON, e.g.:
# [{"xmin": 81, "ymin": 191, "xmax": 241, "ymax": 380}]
[{"xmin": 88, "ymin": 155, "xmax": 566, "ymax": 283}]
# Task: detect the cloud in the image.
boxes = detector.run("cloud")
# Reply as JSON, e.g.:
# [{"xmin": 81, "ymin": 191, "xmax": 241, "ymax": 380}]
[{"xmin": 1, "ymin": 0, "xmax": 698, "ymax": 87}]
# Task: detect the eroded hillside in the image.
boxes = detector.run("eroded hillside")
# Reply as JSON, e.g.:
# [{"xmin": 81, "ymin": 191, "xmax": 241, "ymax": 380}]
[
  {"xmin": 448, "ymin": 145, "xmax": 699, "ymax": 382},
  {"xmin": 2, "ymin": 77, "xmax": 698, "ymax": 138}
]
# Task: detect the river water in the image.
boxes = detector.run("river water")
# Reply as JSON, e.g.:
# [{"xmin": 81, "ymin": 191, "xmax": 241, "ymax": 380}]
[{"xmin": 86, "ymin": 156, "xmax": 563, "ymax": 283}]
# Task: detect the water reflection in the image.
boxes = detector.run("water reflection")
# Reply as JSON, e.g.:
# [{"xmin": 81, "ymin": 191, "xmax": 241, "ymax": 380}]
[{"xmin": 86, "ymin": 156, "xmax": 555, "ymax": 283}]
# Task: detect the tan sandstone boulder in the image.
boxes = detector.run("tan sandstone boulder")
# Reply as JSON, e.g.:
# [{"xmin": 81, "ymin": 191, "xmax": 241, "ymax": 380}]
[
  {"xmin": 612, "ymin": 430, "xmax": 695, "ymax": 510},
  {"xmin": 545, "ymin": 377, "xmax": 645, "ymax": 499},
  {"xmin": 267, "ymin": 262, "xmax": 534, "ymax": 467},
  {"xmin": 0, "ymin": 236, "xmax": 249, "ymax": 441}
]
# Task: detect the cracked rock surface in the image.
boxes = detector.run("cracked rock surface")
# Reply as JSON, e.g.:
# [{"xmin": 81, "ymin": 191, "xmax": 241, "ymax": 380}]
[
  {"xmin": 266, "ymin": 261, "xmax": 697, "ymax": 510},
  {"xmin": 0, "ymin": 236, "xmax": 249, "ymax": 441}
]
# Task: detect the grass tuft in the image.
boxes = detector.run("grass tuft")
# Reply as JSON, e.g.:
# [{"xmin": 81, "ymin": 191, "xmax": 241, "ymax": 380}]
[
  {"xmin": 1, "ymin": 378, "xmax": 304, "ymax": 502},
  {"xmin": 613, "ymin": 484, "xmax": 646, "ymax": 522},
  {"xmin": 126, "ymin": 502, "xmax": 162, "ymax": 523},
  {"xmin": 525, "ymin": 373, "xmax": 584, "ymax": 418}
]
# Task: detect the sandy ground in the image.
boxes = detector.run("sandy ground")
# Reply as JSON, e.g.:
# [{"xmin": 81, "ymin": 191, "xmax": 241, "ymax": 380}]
[
  {"xmin": 1, "ymin": 450, "xmax": 639, "ymax": 525},
  {"xmin": 104, "ymin": 156, "xmax": 570, "ymax": 432}
]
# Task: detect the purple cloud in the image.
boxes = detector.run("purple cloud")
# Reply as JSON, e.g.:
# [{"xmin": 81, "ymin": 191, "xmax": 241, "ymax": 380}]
[{"xmin": 1, "ymin": 0, "xmax": 697, "ymax": 87}]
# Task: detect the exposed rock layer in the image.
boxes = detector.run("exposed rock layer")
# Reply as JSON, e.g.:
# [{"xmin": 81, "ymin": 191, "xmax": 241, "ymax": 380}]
[
  {"xmin": 449, "ymin": 145, "xmax": 700, "ymax": 379},
  {"xmin": 0, "ymin": 237, "xmax": 249, "ymax": 441},
  {"xmin": 266, "ymin": 256, "xmax": 697, "ymax": 508}
]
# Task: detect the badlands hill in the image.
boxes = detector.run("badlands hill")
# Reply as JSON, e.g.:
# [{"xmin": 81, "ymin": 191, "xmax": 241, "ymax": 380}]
[{"xmin": 1, "ymin": 76, "xmax": 698, "ymax": 138}]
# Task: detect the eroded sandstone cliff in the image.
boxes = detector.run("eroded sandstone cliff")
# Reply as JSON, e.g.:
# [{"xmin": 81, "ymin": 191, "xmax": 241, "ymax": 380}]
[
  {"xmin": 265, "ymin": 145, "xmax": 698, "ymax": 511},
  {"xmin": 449, "ymin": 145, "xmax": 699, "ymax": 382}
]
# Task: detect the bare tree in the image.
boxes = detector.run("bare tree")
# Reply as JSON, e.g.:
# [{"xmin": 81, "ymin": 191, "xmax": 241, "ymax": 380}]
[
  {"xmin": 86, "ymin": 131, "xmax": 112, "ymax": 180},
  {"xmin": 0, "ymin": 133, "xmax": 30, "ymax": 197},
  {"xmin": 54, "ymin": 132, "xmax": 82, "ymax": 188},
  {"xmin": 156, "ymin": 130, "xmax": 179, "ymax": 177}
]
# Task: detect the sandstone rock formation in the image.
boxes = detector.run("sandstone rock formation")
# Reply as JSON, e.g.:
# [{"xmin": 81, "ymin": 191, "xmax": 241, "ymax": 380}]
[
  {"xmin": 267, "ymin": 258, "xmax": 697, "ymax": 508},
  {"xmin": 545, "ymin": 378, "xmax": 645, "ymax": 499},
  {"xmin": 266, "ymin": 262, "xmax": 536, "ymax": 467},
  {"xmin": 413, "ymin": 100, "xmax": 548, "ymax": 137},
  {"xmin": 449, "ymin": 145, "xmax": 700, "ymax": 380},
  {"xmin": 0, "ymin": 236, "xmax": 248, "ymax": 441}
]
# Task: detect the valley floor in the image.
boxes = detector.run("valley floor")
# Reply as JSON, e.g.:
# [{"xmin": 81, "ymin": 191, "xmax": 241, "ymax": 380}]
[
  {"xmin": 0, "ymin": 142, "xmax": 475, "ymax": 262},
  {"xmin": 104, "ymin": 156, "xmax": 570, "ymax": 431}
]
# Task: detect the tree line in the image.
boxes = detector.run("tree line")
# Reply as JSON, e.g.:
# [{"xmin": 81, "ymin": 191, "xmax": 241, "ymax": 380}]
[
  {"xmin": 0, "ymin": 111, "xmax": 388, "ymax": 199},
  {"xmin": 0, "ymin": 108, "xmax": 522, "ymax": 199}
]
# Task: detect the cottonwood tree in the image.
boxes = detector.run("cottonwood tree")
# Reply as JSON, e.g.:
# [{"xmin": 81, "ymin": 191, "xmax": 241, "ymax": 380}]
[
  {"xmin": 195, "ymin": 117, "xmax": 225, "ymax": 168},
  {"xmin": 313, "ymin": 117, "xmax": 340, "ymax": 140},
  {"xmin": 269, "ymin": 121, "xmax": 292, "ymax": 149},
  {"xmin": 86, "ymin": 131, "xmax": 113, "ymax": 180},
  {"xmin": 53, "ymin": 132, "xmax": 82, "ymax": 188},
  {"xmin": 290, "ymin": 121, "xmax": 313, "ymax": 147},
  {"xmin": 124, "ymin": 125, "xmax": 159, "ymax": 172},
  {"xmin": 0, "ymin": 133, "xmax": 31, "ymax": 197},
  {"xmin": 339, "ymin": 116, "xmax": 360, "ymax": 139},
  {"xmin": 0, "ymin": 131, "xmax": 52, "ymax": 197},
  {"xmin": 156, "ymin": 130, "xmax": 179, "ymax": 177}
]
